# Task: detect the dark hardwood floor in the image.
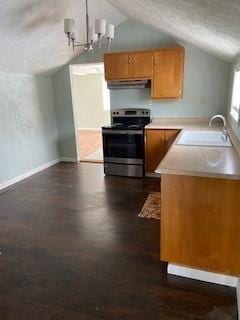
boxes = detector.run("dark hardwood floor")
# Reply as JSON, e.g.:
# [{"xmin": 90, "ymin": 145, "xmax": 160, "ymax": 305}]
[{"xmin": 0, "ymin": 163, "xmax": 237, "ymax": 320}]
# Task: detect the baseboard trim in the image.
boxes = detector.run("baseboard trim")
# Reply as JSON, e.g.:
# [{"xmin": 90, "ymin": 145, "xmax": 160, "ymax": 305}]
[
  {"xmin": 0, "ymin": 159, "xmax": 60, "ymax": 191},
  {"xmin": 168, "ymin": 264, "xmax": 238, "ymax": 287},
  {"xmin": 60, "ymin": 157, "xmax": 78, "ymax": 163}
]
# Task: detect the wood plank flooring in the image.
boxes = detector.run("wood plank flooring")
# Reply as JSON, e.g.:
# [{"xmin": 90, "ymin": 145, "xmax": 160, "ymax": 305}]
[
  {"xmin": 0, "ymin": 162, "xmax": 237, "ymax": 320},
  {"xmin": 79, "ymin": 130, "xmax": 103, "ymax": 163}
]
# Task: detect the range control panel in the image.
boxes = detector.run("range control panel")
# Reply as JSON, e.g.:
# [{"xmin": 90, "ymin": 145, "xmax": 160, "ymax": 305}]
[{"xmin": 111, "ymin": 108, "xmax": 150, "ymax": 117}]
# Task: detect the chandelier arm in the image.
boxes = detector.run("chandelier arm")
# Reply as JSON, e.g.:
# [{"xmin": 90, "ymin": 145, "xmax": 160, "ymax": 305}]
[
  {"xmin": 73, "ymin": 39, "xmax": 88, "ymax": 45},
  {"xmin": 73, "ymin": 44, "xmax": 88, "ymax": 47},
  {"xmin": 64, "ymin": 0, "xmax": 114, "ymax": 51},
  {"xmin": 86, "ymin": 0, "xmax": 89, "ymax": 46}
]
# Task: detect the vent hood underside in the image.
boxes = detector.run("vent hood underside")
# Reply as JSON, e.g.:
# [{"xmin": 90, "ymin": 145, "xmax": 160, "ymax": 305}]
[{"xmin": 107, "ymin": 79, "xmax": 151, "ymax": 89}]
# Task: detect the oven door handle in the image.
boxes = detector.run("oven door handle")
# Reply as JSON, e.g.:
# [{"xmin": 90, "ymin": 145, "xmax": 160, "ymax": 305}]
[{"xmin": 102, "ymin": 130, "xmax": 143, "ymax": 135}]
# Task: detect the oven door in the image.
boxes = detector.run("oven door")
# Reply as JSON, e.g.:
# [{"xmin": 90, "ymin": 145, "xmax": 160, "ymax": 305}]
[{"xmin": 102, "ymin": 129, "xmax": 144, "ymax": 164}]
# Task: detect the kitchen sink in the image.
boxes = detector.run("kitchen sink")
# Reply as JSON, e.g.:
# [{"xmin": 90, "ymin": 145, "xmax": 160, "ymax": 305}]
[{"xmin": 176, "ymin": 130, "xmax": 232, "ymax": 147}]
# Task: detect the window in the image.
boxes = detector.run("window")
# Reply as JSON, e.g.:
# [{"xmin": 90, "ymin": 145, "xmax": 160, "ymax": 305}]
[{"xmin": 230, "ymin": 65, "xmax": 240, "ymax": 122}]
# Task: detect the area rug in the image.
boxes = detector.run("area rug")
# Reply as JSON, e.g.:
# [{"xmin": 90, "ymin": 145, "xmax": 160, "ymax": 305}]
[{"xmin": 138, "ymin": 192, "xmax": 161, "ymax": 220}]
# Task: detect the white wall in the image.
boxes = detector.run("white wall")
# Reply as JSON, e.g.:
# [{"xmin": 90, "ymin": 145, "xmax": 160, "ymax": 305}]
[
  {"xmin": 0, "ymin": 72, "xmax": 59, "ymax": 185},
  {"xmin": 227, "ymin": 55, "xmax": 240, "ymax": 141},
  {"xmin": 72, "ymin": 73, "xmax": 110, "ymax": 129}
]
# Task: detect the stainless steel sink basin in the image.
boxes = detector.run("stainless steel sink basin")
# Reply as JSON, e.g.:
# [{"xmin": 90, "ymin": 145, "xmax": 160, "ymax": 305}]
[{"xmin": 176, "ymin": 130, "xmax": 232, "ymax": 147}]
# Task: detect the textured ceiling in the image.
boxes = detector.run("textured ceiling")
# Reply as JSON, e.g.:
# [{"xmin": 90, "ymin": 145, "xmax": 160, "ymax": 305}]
[
  {"xmin": 107, "ymin": 0, "xmax": 240, "ymax": 61},
  {"xmin": 0, "ymin": 0, "xmax": 126, "ymax": 75}
]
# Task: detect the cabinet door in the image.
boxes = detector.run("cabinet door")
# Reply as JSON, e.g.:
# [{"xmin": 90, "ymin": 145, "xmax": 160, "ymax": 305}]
[
  {"xmin": 128, "ymin": 52, "xmax": 153, "ymax": 79},
  {"xmin": 104, "ymin": 53, "xmax": 129, "ymax": 80},
  {"xmin": 152, "ymin": 48, "xmax": 184, "ymax": 99},
  {"xmin": 164, "ymin": 130, "xmax": 180, "ymax": 153},
  {"xmin": 145, "ymin": 130, "xmax": 165, "ymax": 172}
]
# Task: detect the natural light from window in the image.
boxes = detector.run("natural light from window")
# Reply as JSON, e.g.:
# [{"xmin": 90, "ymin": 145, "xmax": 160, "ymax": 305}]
[{"xmin": 230, "ymin": 66, "xmax": 240, "ymax": 122}]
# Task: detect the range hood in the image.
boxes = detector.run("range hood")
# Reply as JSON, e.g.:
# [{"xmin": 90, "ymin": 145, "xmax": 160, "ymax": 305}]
[{"xmin": 107, "ymin": 79, "xmax": 151, "ymax": 90}]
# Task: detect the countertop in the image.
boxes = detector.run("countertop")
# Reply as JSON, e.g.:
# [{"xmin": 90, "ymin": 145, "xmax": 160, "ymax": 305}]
[{"xmin": 146, "ymin": 119, "xmax": 240, "ymax": 180}]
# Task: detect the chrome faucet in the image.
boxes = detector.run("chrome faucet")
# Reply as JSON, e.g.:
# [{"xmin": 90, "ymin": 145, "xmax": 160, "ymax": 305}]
[{"xmin": 209, "ymin": 114, "xmax": 228, "ymax": 140}]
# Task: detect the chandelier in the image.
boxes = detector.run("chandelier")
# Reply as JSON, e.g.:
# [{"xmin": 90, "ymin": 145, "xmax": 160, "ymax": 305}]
[{"xmin": 64, "ymin": 0, "xmax": 115, "ymax": 52}]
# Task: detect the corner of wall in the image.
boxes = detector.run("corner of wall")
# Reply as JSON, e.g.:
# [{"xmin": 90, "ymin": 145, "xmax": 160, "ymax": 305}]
[{"xmin": 52, "ymin": 65, "xmax": 78, "ymax": 160}]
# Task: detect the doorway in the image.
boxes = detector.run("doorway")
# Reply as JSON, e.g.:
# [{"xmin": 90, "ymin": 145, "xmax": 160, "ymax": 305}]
[{"xmin": 70, "ymin": 63, "xmax": 110, "ymax": 163}]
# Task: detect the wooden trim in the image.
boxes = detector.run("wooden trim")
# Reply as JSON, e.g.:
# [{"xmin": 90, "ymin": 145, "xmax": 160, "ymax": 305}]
[
  {"xmin": 150, "ymin": 96, "xmax": 182, "ymax": 100},
  {"xmin": 104, "ymin": 49, "xmax": 153, "ymax": 56},
  {"xmin": 104, "ymin": 47, "xmax": 185, "ymax": 56},
  {"xmin": 153, "ymin": 47, "xmax": 185, "ymax": 53}
]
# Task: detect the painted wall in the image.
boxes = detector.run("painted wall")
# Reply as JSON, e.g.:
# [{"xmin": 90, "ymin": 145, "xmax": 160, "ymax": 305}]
[
  {"xmin": 0, "ymin": 72, "xmax": 59, "ymax": 185},
  {"xmin": 53, "ymin": 19, "xmax": 231, "ymax": 158},
  {"xmin": 72, "ymin": 73, "xmax": 110, "ymax": 129},
  {"xmin": 227, "ymin": 55, "xmax": 240, "ymax": 141}
]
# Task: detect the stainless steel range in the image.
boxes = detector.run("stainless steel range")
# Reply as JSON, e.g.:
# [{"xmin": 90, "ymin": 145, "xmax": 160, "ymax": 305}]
[{"xmin": 102, "ymin": 108, "xmax": 150, "ymax": 177}]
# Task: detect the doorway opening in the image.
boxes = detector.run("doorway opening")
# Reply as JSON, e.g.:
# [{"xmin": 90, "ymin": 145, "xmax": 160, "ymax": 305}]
[{"xmin": 70, "ymin": 63, "xmax": 110, "ymax": 163}]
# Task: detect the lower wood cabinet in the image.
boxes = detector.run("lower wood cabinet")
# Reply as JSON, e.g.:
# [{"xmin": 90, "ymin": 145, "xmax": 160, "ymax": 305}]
[
  {"xmin": 145, "ymin": 129, "xmax": 179, "ymax": 173},
  {"xmin": 161, "ymin": 174, "xmax": 240, "ymax": 275},
  {"xmin": 164, "ymin": 129, "xmax": 180, "ymax": 153}
]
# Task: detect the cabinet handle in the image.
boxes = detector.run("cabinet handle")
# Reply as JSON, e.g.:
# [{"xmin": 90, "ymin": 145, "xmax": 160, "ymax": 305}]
[{"xmin": 128, "ymin": 58, "xmax": 135, "ymax": 64}]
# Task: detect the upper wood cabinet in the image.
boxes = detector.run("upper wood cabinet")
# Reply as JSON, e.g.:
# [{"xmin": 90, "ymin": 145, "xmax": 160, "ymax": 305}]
[
  {"xmin": 104, "ymin": 47, "xmax": 185, "ymax": 99},
  {"xmin": 152, "ymin": 48, "xmax": 184, "ymax": 99},
  {"xmin": 104, "ymin": 53, "xmax": 129, "ymax": 80},
  {"xmin": 128, "ymin": 52, "xmax": 153, "ymax": 79},
  {"xmin": 104, "ymin": 51, "xmax": 153, "ymax": 80}
]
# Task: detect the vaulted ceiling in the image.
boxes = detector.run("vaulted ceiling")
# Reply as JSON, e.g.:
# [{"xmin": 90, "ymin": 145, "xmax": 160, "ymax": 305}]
[
  {"xmin": 1, "ymin": 0, "xmax": 240, "ymax": 75},
  {"xmin": 0, "ymin": 0, "xmax": 126, "ymax": 75},
  {"xmin": 107, "ymin": 0, "xmax": 240, "ymax": 61}
]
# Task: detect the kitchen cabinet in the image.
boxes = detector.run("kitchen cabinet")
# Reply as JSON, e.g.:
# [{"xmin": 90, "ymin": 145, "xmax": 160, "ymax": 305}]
[
  {"xmin": 145, "ymin": 130, "xmax": 165, "ymax": 173},
  {"xmin": 152, "ymin": 48, "xmax": 184, "ymax": 99},
  {"xmin": 104, "ymin": 52, "xmax": 129, "ymax": 80},
  {"xmin": 161, "ymin": 174, "xmax": 240, "ymax": 275},
  {"xmin": 128, "ymin": 52, "xmax": 153, "ymax": 79},
  {"xmin": 104, "ymin": 51, "xmax": 153, "ymax": 80},
  {"xmin": 104, "ymin": 47, "xmax": 184, "ymax": 99},
  {"xmin": 145, "ymin": 129, "xmax": 179, "ymax": 173},
  {"xmin": 164, "ymin": 129, "xmax": 180, "ymax": 152}
]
